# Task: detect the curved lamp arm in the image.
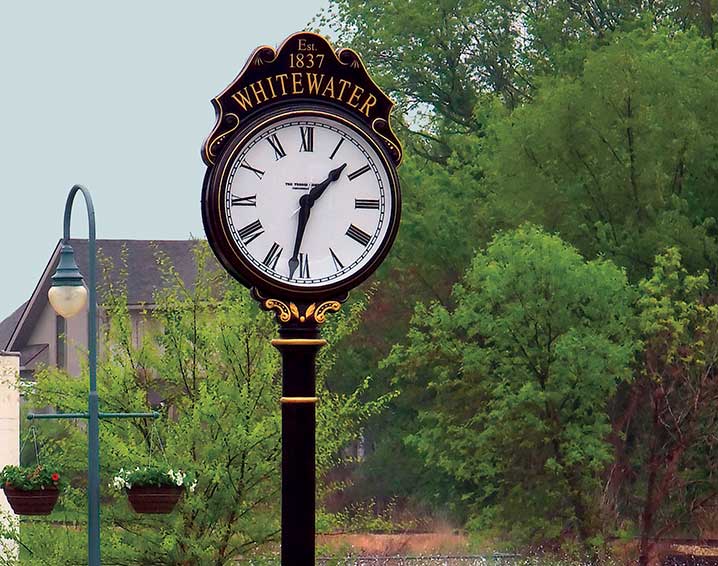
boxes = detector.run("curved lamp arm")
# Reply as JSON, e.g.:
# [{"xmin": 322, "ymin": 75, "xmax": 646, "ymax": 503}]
[{"xmin": 61, "ymin": 185, "xmax": 96, "ymax": 391}]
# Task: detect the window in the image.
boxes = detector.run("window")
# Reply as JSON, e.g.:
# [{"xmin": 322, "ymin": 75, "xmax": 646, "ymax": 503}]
[{"xmin": 56, "ymin": 315, "xmax": 66, "ymax": 369}]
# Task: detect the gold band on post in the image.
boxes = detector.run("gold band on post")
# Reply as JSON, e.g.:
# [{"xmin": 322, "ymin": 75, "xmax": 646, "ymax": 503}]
[
  {"xmin": 281, "ymin": 396, "xmax": 319, "ymax": 404},
  {"xmin": 271, "ymin": 339, "xmax": 327, "ymax": 347}
]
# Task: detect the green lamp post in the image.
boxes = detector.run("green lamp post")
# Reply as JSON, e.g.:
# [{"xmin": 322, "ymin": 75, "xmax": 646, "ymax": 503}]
[
  {"xmin": 50, "ymin": 185, "xmax": 102, "ymax": 566},
  {"xmin": 29, "ymin": 184, "xmax": 158, "ymax": 566}
]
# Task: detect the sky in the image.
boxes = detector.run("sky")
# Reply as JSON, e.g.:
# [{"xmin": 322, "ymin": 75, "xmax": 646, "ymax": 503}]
[{"xmin": 0, "ymin": 0, "xmax": 329, "ymax": 320}]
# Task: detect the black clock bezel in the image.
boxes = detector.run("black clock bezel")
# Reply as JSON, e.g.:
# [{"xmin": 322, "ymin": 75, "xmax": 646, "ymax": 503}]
[{"xmin": 202, "ymin": 102, "xmax": 401, "ymax": 302}]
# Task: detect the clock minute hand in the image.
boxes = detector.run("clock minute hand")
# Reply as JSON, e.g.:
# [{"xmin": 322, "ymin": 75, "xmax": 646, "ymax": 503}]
[
  {"xmin": 306, "ymin": 163, "xmax": 347, "ymax": 206},
  {"xmin": 288, "ymin": 195, "xmax": 311, "ymax": 279}
]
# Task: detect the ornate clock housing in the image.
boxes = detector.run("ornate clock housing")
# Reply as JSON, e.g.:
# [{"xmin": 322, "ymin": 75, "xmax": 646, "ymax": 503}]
[
  {"xmin": 203, "ymin": 106, "xmax": 400, "ymax": 301},
  {"xmin": 201, "ymin": 32, "xmax": 402, "ymax": 306}
]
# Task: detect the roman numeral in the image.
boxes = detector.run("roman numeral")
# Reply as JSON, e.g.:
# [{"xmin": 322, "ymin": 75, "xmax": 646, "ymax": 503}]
[
  {"xmin": 329, "ymin": 138, "xmax": 344, "ymax": 160},
  {"xmin": 329, "ymin": 248, "xmax": 344, "ymax": 271},
  {"xmin": 267, "ymin": 134, "xmax": 286, "ymax": 160},
  {"xmin": 300, "ymin": 127, "xmax": 314, "ymax": 152},
  {"xmin": 238, "ymin": 219, "xmax": 264, "ymax": 245},
  {"xmin": 348, "ymin": 164, "xmax": 371, "ymax": 181},
  {"xmin": 298, "ymin": 253, "xmax": 310, "ymax": 278},
  {"xmin": 346, "ymin": 224, "xmax": 371, "ymax": 247},
  {"xmin": 262, "ymin": 242, "xmax": 282, "ymax": 270},
  {"xmin": 240, "ymin": 161, "xmax": 265, "ymax": 179},
  {"xmin": 355, "ymin": 198, "xmax": 380, "ymax": 209},
  {"xmin": 231, "ymin": 194, "xmax": 256, "ymax": 207}
]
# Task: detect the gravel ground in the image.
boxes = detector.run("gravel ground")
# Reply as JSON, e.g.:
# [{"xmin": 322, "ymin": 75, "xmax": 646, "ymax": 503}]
[
  {"xmin": 316, "ymin": 557, "xmax": 523, "ymax": 565},
  {"xmin": 239, "ymin": 557, "xmax": 528, "ymax": 566}
]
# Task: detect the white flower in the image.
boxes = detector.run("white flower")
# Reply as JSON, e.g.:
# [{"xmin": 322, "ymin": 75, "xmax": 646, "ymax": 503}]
[
  {"xmin": 189, "ymin": 480, "xmax": 198, "ymax": 493},
  {"xmin": 167, "ymin": 469, "xmax": 187, "ymax": 486}
]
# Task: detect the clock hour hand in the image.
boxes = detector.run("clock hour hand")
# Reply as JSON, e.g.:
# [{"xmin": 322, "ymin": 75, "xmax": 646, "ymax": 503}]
[
  {"xmin": 288, "ymin": 194, "xmax": 311, "ymax": 279},
  {"xmin": 288, "ymin": 164, "xmax": 346, "ymax": 279},
  {"xmin": 306, "ymin": 163, "xmax": 346, "ymax": 206}
]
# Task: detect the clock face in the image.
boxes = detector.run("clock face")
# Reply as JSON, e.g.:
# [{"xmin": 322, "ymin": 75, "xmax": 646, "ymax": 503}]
[{"xmin": 212, "ymin": 111, "xmax": 398, "ymax": 293}]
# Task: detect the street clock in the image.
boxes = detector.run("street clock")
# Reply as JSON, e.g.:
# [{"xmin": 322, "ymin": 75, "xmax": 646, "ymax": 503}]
[
  {"xmin": 199, "ymin": 33, "xmax": 402, "ymax": 564},
  {"xmin": 201, "ymin": 32, "xmax": 402, "ymax": 312}
]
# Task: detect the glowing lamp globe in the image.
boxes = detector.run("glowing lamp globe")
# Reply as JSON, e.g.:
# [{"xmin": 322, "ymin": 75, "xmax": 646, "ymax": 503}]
[
  {"xmin": 49, "ymin": 285, "xmax": 88, "ymax": 318},
  {"xmin": 48, "ymin": 244, "xmax": 88, "ymax": 318}
]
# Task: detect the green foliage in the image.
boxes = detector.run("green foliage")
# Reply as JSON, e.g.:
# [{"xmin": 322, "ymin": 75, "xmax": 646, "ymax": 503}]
[
  {"xmin": 484, "ymin": 26, "xmax": 718, "ymax": 280},
  {"xmin": 14, "ymin": 242, "xmax": 390, "ymax": 565},
  {"xmin": 320, "ymin": 0, "xmax": 714, "ymax": 131},
  {"xmin": 316, "ymin": 0, "xmax": 718, "ymax": 556},
  {"xmin": 1, "ymin": 521, "xmax": 86, "ymax": 566},
  {"xmin": 0, "ymin": 465, "xmax": 62, "ymax": 492},
  {"xmin": 385, "ymin": 226, "xmax": 638, "ymax": 544},
  {"xmin": 637, "ymin": 247, "xmax": 712, "ymax": 350},
  {"xmin": 110, "ymin": 466, "xmax": 195, "ymax": 491},
  {"xmin": 389, "ymin": 133, "xmax": 494, "ymax": 303}
]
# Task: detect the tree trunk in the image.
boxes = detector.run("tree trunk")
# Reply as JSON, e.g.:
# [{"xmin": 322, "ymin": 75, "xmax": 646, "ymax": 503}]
[
  {"xmin": 639, "ymin": 384, "xmax": 664, "ymax": 566},
  {"xmin": 639, "ymin": 456, "xmax": 659, "ymax": 566},
  {"xmin": 700, "ymin": 0, "xmax": 715, "ymax": 48},
  {"xmin": 604, "ymin": 381, "xmax": 643, "ymax": 516},
  {"xmin": 638, "ymin": 388, "xmax": 688, "ymax": 566},
  {"xmin": 638, "ymin": 539, "xmax": 661, "ymax": 566}
]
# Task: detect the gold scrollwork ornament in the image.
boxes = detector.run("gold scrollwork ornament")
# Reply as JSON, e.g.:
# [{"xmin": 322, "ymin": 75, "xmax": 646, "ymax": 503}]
[
  {"xmin": 263, "ymin": 299, "xmax": 292, "ymax": 323},
  {"xmin": 313, "ymin": 301, "xmax": 342, "ymax": 323},
  {"xmin": 261, "ymin": 298, "xmax": 341, "ymax": 324}
]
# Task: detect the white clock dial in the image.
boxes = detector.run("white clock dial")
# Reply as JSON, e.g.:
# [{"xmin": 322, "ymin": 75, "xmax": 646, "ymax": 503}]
[{"xmin": 222, "ymin": 114, "xmax": 393, "ymax": 288}]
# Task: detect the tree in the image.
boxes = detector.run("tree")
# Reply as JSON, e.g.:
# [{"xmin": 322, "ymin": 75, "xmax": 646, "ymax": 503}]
[
  {"xmin": 484, "ymin": 27, "xmax": 718, "ymax": 281},
  {"xmin": 619, "ymin": 249, "xmax": 718, "ymax": 566},
  {"xmin": 320, "ymin": 2, "xmax": 718, "ymax": 292},
  {"xmin": 320, "ymin": 0, "xmax": 715, "ymax": 137},
  {"xmin": 384, "ymin": 226, "xmax": 637, "ymax": 546},
  {"xmin": 11, "ymin": 243, "xmax": 390, "ymax": 565}
]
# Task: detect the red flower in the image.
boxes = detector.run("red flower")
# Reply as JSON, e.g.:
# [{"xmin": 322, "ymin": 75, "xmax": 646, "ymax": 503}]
[{"xmin": 51, "ymin": 473, "xmax": 60, "ymax": 482}]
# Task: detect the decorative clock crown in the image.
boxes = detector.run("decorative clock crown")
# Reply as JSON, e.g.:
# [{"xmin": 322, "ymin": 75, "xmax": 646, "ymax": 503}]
[{"xmin": 202, "ymin": 31, "xmax": 402, "ymax": 168}]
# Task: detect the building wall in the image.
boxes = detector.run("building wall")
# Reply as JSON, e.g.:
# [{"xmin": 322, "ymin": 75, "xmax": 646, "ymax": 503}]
[
  {"xmin": 65, "ymin": 306, "xmax": 88, "ymax": 375},
  {"xmin": 22, "ymin": 301, "xmax": 149, "ymax": 377},
  {"xmin": 23, "ymin": 301, "xmax": 88, "ymax": 374},
  {"xmin": 129, "ymin": 307, "xmax": 153, "ymax": 348},
  {"xmin": 24, "ymin": 301, "xmax": 58, "ymax": 365},
  {"xmin": 0, "ymin": 352, "xmax": 19, "ymax": 560},
  {"xmin": 0, "ymin": 351, "xmax": 19, "ymax": 478}
]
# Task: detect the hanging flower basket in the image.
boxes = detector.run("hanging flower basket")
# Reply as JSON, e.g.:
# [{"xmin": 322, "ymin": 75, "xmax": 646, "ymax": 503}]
[
  {"xmin": 1, "ymin": 465, "xmax": 62, "ymax": 516},
  {"xmin": 112, "ymin": 466, "xmax": 196, "ymax": 515},
  {"xmin": 4, "ymin": 486, "xmax": 60, "ymax": 515},
  {"xmin": 126, "ymin": 485, "xmax": 183, "ymax": 514}
]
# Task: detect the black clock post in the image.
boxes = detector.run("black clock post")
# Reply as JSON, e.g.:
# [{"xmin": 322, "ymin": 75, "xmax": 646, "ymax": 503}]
[
  {"xmin": 274, "ymin": 319, "xmax": 323, "ymax": 564},
  {"xmin": 201, "ymin": 31, "xmax": 402, "ymax": 566},
  {"xmin": 252, "ymin": 293, "xmax": 345, "ymax": 565}
]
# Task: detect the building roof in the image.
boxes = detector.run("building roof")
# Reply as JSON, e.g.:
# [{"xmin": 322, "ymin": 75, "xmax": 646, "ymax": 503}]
[
  {"xmin": 0, "ymin": 302, "xmax": 27, "ymax": 351},
  {"xmin": 70, "ymin": 239, "xmax": 205, "ymax": 306},
  {"xmin": 0, "ymin": 239, "xmax": 211, "ymax": 352}
]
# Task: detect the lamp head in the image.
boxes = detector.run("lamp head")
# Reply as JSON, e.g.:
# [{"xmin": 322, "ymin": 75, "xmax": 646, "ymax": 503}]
[{"xmin": 48, "ymin": 244, "xmax": 87, "ymax": 318}]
